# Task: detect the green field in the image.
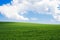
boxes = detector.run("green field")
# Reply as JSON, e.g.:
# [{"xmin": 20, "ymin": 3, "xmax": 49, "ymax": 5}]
[{"xmin": 0, "ymin": 22, "xmax": 60, "ymax": 40}]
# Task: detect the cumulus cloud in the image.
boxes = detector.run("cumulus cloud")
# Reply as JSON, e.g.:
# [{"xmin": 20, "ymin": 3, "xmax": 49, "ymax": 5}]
[
  {"xmin": 0, "ymin": 0, "xmax": 29, "ymax": 20},
  {"xmin": 0, "ymin": 0, "xmax": 60, "ymax": 21}
]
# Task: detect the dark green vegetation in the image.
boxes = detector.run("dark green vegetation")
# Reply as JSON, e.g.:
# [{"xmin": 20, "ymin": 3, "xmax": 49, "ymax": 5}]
[{"xmin": 0, "ymin": 22, "xmax": 60, "ymax": 40}]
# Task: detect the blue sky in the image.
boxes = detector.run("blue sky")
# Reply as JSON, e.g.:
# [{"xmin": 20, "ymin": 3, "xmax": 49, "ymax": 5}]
[{"xmin": 0, "ymin": 0, "xmax": 60, "ymax": 24}]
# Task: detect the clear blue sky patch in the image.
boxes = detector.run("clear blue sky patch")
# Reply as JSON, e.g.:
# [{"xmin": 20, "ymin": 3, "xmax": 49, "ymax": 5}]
[{"xmin": 0, "ymin": 0, "xmax": 12, "ymax": 6}]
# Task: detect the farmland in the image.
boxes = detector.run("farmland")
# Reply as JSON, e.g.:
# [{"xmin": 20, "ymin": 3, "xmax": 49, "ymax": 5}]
[{"xmin": 0, "ymin": 22, "xmax": 60, "ymax": 40}]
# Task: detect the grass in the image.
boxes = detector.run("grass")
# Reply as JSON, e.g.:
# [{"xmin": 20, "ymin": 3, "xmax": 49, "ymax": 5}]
[{"xmin": 0, "ymin": 22, "xmax": 60, "ymax": 40}]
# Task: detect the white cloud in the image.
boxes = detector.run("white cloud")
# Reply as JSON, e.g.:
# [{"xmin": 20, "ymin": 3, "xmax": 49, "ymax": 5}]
[
  {"xmin": 0, "ymin": 0, "xmax": 60, "ymax": 21},
  {"xmin": 33, "ymin": 0, "xmax": 60, "ymax": 21},
  {"xmin": 53, "ymin": 14, "xmax": 60, "ymax": 21},
  {"xmin": 0, "ymin": 0, "xmax": 29, "ymax": 20}
]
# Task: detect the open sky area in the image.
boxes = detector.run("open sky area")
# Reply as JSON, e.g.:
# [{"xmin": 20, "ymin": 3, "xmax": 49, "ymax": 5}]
[{"xmin": 0, "ymin": 0, "xmax": 60, "ymax": 24}]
